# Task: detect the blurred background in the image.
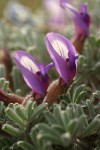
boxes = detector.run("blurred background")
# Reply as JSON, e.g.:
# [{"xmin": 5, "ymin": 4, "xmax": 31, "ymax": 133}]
[
  {"xmin": 0, "ymin": 0, "xmax": 41, "ymax": 18},
  {"xmin": 0, "ymin": 0, "xmax": 100, "ymax": 28}
]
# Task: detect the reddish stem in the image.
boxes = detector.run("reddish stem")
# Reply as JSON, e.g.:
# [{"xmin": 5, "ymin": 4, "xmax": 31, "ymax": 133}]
[{"xmin": 0, "ymin": 90, "xmax": 24, "ymax": 106}]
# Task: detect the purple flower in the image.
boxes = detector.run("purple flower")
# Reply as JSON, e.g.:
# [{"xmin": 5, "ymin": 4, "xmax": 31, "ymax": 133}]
[
  {"xmin": 14, "ymin": 50, "xmax": 53, "ymax": 97},
  {"xmin": 43, "ymin": 0, "xmax": 66, "ymax": 30},
  {"xmin": 46, "ymin": 32, "xmax": 78, "ymax": 85},
  {"xmin": 60, "ymin": 0, "xmax": 91, "ymax": 36}
]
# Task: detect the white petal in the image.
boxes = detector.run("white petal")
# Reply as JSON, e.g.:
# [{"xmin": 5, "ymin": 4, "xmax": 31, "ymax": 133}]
[
  {"xmin": 20, "ymin": 56, "xmax": 39, "ymax": 73},
  {"xmin": 51, "ymin": 39, "xmax": 68, "ymax": 59}
]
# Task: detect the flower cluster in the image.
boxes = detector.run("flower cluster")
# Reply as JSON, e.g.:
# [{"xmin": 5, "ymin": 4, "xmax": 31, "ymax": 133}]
[
  {"xmin": 15, "ymin": 32, "xmax": 78, "ymax": 101},
  {"xmin": 60, "ymin": 0, "xmax": 91, "ymax": 37}
]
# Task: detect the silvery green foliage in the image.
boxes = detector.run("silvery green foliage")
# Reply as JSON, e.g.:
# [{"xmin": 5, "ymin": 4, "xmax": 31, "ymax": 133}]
[
  {"xmin": 76, "ymin": 36, "xmax": 100, "ymax": 89},
  {"xmin": 1, "ymin": 101, "xmax": 48, "ymax": 150},
  {"xmin": 0, "ymin": 29, "xmax": 100, "ymax": 150},
  {"xmin": 0, "ymin": 96, "xmax": 100, "ymax": 150},
  {"xmin": 0, "ymin": 78, "xmax": 11, "ymax": 93},
  {"xmin": 12, "ymin": 66, "xmax": 29, "ymax": 96},
  {"xmin": 0, "ymin": 5, "xmax": 100, "ymax": 150}
]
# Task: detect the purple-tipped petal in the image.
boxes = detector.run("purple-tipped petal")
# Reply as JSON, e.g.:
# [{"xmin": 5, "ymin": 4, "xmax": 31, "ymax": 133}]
[
  {"xmin": 45, "ymin": 62, "xmax": 55, "ymax": 73},
  {"xmin": 46, "ymin": 32, "xmax": 77, "ymax": 84},
  {"xmin": 60, "ymin": 0, "xmax": 78, "ymax": 14},
  {"xmin": 80, "ymin": 3, "xmax": 90, "ymax": 27},
  {"xmin": 15, "ymin": 50, "xmax": 40, "ymax": 74},
  {"xmin": 39, "ymin": 62, "xmax": 54, "ymax": 75},
  {"xmin": 60, "ymin": 0, "xmax": 90, "ymax": 36},
  {"xmin": 14, "ymin": 50, "xmax": 46, "ymax": 95},
  {"xmin": 39, "ymin": 63, "xmax": 46, "ymax": 76},
  {"xmin": 46, "ymin": 32, "xmax": 77, "ymax": 61},
  {"xmin": 81, "ymin": 3, "xmax": 88, "ymax": 14}
]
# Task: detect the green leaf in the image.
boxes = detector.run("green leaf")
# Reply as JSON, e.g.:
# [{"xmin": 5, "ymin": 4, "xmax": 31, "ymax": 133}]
[
  {"xmin": 53, "ymin": 105, "xmax": 65, "ymax": 128},
  {"xmin": 31, "ymin": 103, "xmax": 47, "ymax": 119},
  {"xmin": 72, "ymin": 115, "xmax": 87, "ymax": 136},
  {"xmin": 67, "ymin": 119, "xmax": 78, "ymax": 135},
  {"xmin": 25, "ymin": 100, "xmax": 36, "ymax": 120},
  {"xmin": 2, "ymin": 124, "xmax": 23, "ymax": 137},
  {"xmin": 45, "ymin": 111, "xmax": 58, "ymax": 125},
  {"xmin": 86, "ymin": 99, "xmax": 96, "ymax": 119},
  {"xmin": 17, "ymin": 141, "xmax": 35, "ymax": 150},
  {"xmin": 15, "ymin": 104, "xmax": 28, "ymax": 121},
  {"xmin": 37, "ymin": 123, "xmax": 61, "ymax": 144},
  {"xmin": 75, "ymin": 91, "xmax": 87, "ymax": 103},
  {"xmin": 83, "ymin": 114, "xmax": 100, "ymax": 136},
  {"xmin": 0, "ymin": 78, "xmax": 11, "ymax": 92},
  {"xmin": 2, "ymin": 81, "xmax": 10, "ymax": 91},
  {"xmin": 73, "ymin": 84, "xmax": 86, "ymax": 102},
  {"xmin": 0, "ymin": 101, "xmax": 4, "ymax": 114},
  {"xmin": 5, "ymin": 107, "xmax": 26, "ymax": 127}
]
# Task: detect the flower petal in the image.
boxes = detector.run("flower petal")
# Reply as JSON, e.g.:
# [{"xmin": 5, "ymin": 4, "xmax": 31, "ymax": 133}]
[
  {"xmin": 15, "ymin": 50, "xmax": 40, "ymax": 74},
  {"xmin": 60, "ymin": 0, "xmax": 78, "ymax": 14},
  {"xmin": 74, "ymin": 12, "xmax": 90, "ymax": 36},
  {"xmin": 47, "ymin": 32, "xmax": 76, "ymax": 60},
  {"xmin": 61, "ymin": 1, "xmax": 90, "ymax": 36},
  {"xmin": 14, "ymin": 50, "xmax": 45, "ymax": 95},
  {"xmin": 45, "ymin": 62, "xmax": 55, "ymax": 73},
  {"xmin": 39, "ymin": 63, "xmax": 46, "ymax": 75},
  {"xmin": 81, "ymin": 3, "xmax": 88, "ymax": 14},
  {"xmin": 46, "ymin": 32, "xmax": 77, "ymax": 84}
]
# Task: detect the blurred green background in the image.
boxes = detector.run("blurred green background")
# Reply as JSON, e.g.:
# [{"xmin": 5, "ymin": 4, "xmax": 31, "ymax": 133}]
[
  {"xmin": 0, "ymin": 0, "xmax": 100, "ymax": 28},
  {"xmin": 0, "ymin": 0, "xmax": 41, "ymax": 18}
]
